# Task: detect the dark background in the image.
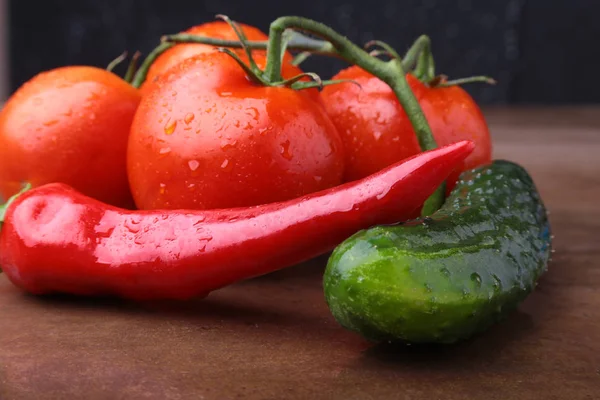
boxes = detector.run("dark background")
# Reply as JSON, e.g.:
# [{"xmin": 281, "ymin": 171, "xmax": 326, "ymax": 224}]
[{"xmin": 8, "ymin": 0, "xmax": 600, "ymax": 104}]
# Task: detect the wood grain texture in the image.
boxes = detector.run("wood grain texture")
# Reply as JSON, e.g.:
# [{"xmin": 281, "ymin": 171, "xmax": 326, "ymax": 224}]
[{"xmin": 0, "ymin": 107, "xmax": 598, "ymax": 399}]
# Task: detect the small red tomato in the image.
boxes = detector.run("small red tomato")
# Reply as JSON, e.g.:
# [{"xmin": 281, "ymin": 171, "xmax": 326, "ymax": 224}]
[
  {"xmin": 321, "ymin": 68, "xmax": 492, "ymax": 189},
  {"xmin": 127, "ymin": 51, "xmax": 344, "ymax": 210},
  {"xmin": 0, "ymin": 66, "xmax": 141, "ymax": 207},
  {"xmin": 141, "ymin": 21, "xmax": 293, "ymax": 95}
]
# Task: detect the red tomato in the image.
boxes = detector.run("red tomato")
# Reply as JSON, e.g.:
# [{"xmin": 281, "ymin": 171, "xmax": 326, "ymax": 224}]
[
  {"xmin": 321, "ymin": 68, "xmax": 492, "ymax": 189},
  {"xmin": 127, "ymin": 51, "xmax": 344, "ymax": 210},
  {"xmin": 0, "ymin": 66, "xmax": 141, "ymax": 207},
  {"xmin": 141, "ymin": 21, "xmax": 293, "ymax": 95}
]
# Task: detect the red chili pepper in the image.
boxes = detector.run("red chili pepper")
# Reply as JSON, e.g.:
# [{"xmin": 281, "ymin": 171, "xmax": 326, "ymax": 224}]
[{"xmin": 0, "ymin": 141, "xmax": 473, "ymax": 301}]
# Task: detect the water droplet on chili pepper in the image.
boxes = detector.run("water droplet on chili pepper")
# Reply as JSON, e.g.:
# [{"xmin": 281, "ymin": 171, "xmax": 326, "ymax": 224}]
[
  {"xmin": 188, "ymin": 160, "xmax": 200, "ymax": 171},
  {"xmin": 184, "ymin": 113, "xmax": 195, "ymax": 125},
  {"xmin": 164, "ymin": 119, "xmax": 177, "ymax": 135},
  {"xmin": 125, "ymin": 217, "xmax": 141, "ymax": 234},
  {"xmin": 193, "ymin": 216, "xmax": 206, "ymax": 225},
  {"xmin": 280, "ymin": 140, "xmax": 293, "ymax": 160}
]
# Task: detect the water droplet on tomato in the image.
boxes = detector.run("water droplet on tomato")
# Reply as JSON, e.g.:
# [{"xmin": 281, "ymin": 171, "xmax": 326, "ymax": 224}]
[
  {"xmin": 62, "ymin": 109, "xmax": 73, "ymax": 117},
  {"xmin": 220, "ymin": 139, "xmax": 237, "ymax": 150},
  {"xmin": 373, "ymin": 131, "xmax": 382, "ymax": 141},
  {"xmin": 164, "ymin": 119, "xmax": 177, "ymax": 135},
  {"xmin": 280, "ymin": 140, "xmax": 293, "ymax": 160},
  {"xmin": 43, "ymin": 120, "xmax": 59, "ymax": 127},
  {"xmin": 159, "ymin": 183, "xmax": 166, "ymax": 194},
  {"xmin": 171, "ymin": 91, "xmax": 177, "ymax": 97},
  {"xmin": 188, "ymin": 160, "xmax": 200, "ymax": 171},
  {"xmin": 33, "ymin": 97, "xmax": 43, "ymax": 106},
  {"xmin": 220, "ymin": 159, "xmax": 229, "ymax": 169},
  {"xmin": 246, "ymin": 107, "xmax": 259, "ymax": 121},
  {"xmin": 188, "ymin": 183, "xmax": 196, "ymax": 190},
  {"xmin": 314, "ymin": 176, "xmax": 322, "ymax": 182},
  {"xmin": 161, "ymin": 102, "xmax": 168, "ymax": 108},
  {"xmin": 159, "ymin": 147, "xmax": 171, "ymax": 155},
  {"xmin": 184, "ymin": 113, "xmax": 195, "ymax": 125},
  {"xmin": 220, "ymin": 91, "xmax": 232, "ymax": 97}
]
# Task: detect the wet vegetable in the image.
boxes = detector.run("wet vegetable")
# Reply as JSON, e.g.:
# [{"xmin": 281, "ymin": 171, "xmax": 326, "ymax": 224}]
[{"xmin": 324, "ymin": 160, "xmax": 552, "ymax": 344}]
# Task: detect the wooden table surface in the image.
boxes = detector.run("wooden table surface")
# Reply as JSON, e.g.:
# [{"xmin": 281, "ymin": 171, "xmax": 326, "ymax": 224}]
[{"xmin": 1, "ymin": 107, "xmax": 599, "ymax": 399}]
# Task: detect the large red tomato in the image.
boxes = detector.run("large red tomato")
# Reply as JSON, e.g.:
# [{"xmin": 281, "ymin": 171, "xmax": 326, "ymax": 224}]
[
  {"xmin": 128, "ymin": 51, "xmax": 344, "ymax": 210},
  {"xmin": 0, "ymin": 66, "xmax": 140, "ymax": 207},
  {"xmin": 141, "ymin": 21, "xmax": 293, "ymax": 94},
  {"xmin": 321, "ymin": 68, "xmax": 491, "ymax": 189}
]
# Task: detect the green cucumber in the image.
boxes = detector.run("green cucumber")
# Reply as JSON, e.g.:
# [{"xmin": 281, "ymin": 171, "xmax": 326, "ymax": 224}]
[{"xmin": 323, "ymin": 160, "xmax": 552, "ymax": 344}]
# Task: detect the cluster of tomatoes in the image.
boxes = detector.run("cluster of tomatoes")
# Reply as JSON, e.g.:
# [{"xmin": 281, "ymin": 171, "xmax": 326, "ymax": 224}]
[{"xmin": 0, "ymin": 21, "xmax": 491, "ymax": 211}]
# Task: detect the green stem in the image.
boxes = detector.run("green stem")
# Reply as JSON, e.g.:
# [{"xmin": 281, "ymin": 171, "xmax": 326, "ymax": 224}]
[
  {"xmin": 266, "ymin": 17, "xmax": 437, "ymax": 149},
  {"xmin": 131, "ymin": 42, "xmax": 174, "ymax": 88},
  {"xmin": 263, "ymin": 17, "xmax": 443, "ymax": 213},
  {"xmin": 436, "ymin": 76, "xmax": 497, "ymax": 87},
  {"xmin": 364, "ymin": 40, "xmax": 402, "ymax": 60},
  {"xmin": 401, "ymin": 35, "xmax": 430, "ymax": 72},
  {"xmin": 291, "ymin": 51, "xmax": 312, "ymax": 66},
  {"xmin": 106, "ymin": 51, "xmax": 128, "ymax": 72},
  {"xmin": 385, "ymin": 60, "xmax": 437, "ymax": 151},
  {"xmin": 123, "ymin": 51, "xmax": 141, "ymax": 83},
  {"xmin": 163, "ymin": 32, "xmax": 337, "ymax": 55},
  {"xmin": 413, "ymin": 43, "xmax": 436, "ymax": 82}
]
